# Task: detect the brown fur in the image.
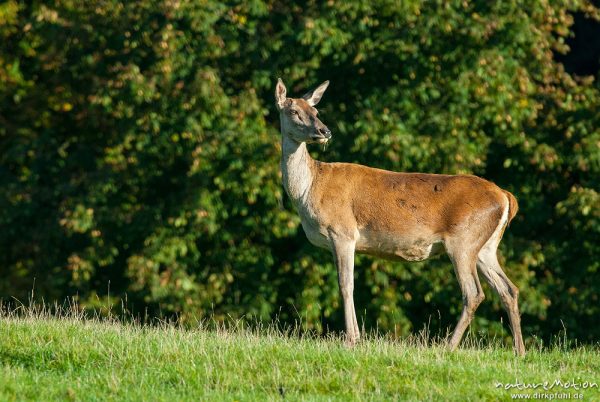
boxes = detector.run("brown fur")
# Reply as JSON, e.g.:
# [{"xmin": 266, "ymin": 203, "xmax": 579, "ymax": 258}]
[{"xmin": 306, "ymin": 161, "xmax": 509, "ymax": 261}]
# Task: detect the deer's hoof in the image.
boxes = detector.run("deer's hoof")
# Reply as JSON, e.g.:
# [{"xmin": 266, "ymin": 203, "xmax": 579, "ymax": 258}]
[
  {"xmin": 446, "ymin": 340, "xmax": 459, "ymax": 352},
  {"xmin": 345, "ymin": 337, "xmax": 358, "ymax": 348}
]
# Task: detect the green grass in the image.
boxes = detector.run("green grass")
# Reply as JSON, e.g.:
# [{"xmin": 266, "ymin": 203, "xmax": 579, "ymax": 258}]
[{"xmin": 0, "ymin": 306, "xmax": 599, "ymax": 401}]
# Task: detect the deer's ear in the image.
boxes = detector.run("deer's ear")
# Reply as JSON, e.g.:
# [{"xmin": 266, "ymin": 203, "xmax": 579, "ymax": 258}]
[
  {"xmin": 302, "ymin": 80, "xmax": 329, "ymax": 106},
  {"xmin": 275, "ymin": 78, "xmax": 287, "ymax": 110}
]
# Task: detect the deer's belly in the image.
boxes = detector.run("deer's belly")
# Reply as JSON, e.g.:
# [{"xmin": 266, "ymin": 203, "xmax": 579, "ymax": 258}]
[
  {"xmin": 298, "ymin": 213, "xmax": 444, "ymax": 262},
  {"xmin": 356, "ymin": 233, "xmax": 443, "ymax": 262}
]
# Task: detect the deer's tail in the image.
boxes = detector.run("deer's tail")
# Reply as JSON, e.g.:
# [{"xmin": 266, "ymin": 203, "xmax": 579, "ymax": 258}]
[{"xmin": 503, "ymin": 190, "xmax": 519, "ymax": 225}]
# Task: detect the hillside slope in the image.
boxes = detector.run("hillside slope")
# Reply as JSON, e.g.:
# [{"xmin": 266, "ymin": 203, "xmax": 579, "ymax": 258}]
[{"xmin": 0, "ymin": 312, "xmax": 599, "ymax": 401}]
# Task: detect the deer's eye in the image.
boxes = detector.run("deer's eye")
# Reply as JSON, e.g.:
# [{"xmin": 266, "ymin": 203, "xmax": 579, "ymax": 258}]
[{"xmin": 290, "ymin": 110, "xmax": 298, "ymax": 115}]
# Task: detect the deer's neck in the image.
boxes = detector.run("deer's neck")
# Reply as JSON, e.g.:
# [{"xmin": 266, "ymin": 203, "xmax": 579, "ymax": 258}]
[{"xmin": 281, "ymin": 135, "xmax": 316, "ymax": 205}]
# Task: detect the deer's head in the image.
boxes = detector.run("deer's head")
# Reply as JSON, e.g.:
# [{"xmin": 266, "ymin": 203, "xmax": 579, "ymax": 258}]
[{"xmin": 275, "ymin": 78, "xmax": 331, "ymax": 144}]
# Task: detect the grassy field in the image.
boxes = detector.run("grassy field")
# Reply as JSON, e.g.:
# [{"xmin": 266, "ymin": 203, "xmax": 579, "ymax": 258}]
[{"xmin": 0, "ymin": 306, "xmax": 599, "ymax": 401}]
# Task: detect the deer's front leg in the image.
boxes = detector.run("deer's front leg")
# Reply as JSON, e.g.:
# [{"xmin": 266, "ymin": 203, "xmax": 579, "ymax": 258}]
[{"xmin": 331, "ymin": 238, "xmax": 359, "ymax": 346}]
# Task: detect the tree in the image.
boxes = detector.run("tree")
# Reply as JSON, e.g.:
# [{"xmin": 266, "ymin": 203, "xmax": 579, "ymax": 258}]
[{"xmin": 1, "ymin": 0, "xmax": 599, "ymax": 342}]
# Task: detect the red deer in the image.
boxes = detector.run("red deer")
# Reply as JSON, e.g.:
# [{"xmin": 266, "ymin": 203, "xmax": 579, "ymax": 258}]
[{"xmin": 276, "ymin": 78, "xmax": 525, "ymax": 356}]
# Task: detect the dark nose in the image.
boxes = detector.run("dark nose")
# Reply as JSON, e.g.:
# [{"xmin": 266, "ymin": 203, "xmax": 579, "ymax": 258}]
[{"xmin": 319, "ymin": 127, "xmax": 332, "ymax": 138}]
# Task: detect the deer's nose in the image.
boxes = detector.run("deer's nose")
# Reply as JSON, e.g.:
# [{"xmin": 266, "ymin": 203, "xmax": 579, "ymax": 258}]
[{"xmin": 319, "ymin": 127, "xmax": 332, "ymax": 138}]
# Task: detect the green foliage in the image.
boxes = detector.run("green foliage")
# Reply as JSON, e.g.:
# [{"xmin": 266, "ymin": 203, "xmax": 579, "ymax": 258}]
[{"xmin": 1, "ymin": 0, "xmax": 599, "ymax": 341}]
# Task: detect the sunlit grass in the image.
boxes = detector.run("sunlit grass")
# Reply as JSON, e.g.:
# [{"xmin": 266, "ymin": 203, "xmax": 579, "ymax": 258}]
[{"xmin": 0, "ymin": 302, "xmax": 599, "ymax": 401}]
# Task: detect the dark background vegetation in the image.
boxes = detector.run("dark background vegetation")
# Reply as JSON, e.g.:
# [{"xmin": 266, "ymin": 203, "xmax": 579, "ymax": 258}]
[{"xmin": 1, "ymin": 1, "xmax": 599, "ymax": 344}]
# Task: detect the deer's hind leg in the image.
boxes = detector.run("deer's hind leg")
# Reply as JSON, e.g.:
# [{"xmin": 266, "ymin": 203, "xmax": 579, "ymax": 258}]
[
  {"xmin": 477, "ymin": 236, "xmax": 525, "ymax": 356},
  {"xmin": 446, "ymin": 246, "xmax": 485, "ymax": 351}
]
